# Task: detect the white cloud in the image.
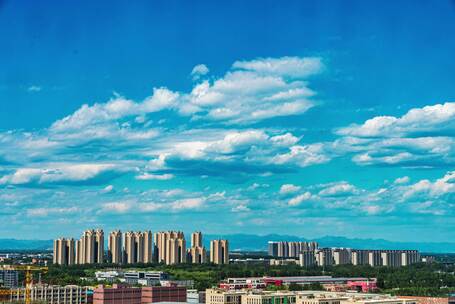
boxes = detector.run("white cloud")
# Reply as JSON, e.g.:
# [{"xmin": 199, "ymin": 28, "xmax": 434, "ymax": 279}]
[
  {"xmin": 279, "ymin": 184, "xmax": 301, "ymax": 195},
  {"xmin": 101, "ymin": 185, "xmax": 114, "ymax": 193},
  {"xmin": 27, "ymin": 86, "xmax": 42, "ymax": 92},
  {"xmin": 102, "ymin": 201, "xmax": 132, "ymax": 213},
  {"xmin": 270, "ymin": 133, "xmax": 300, "ymax": 147},
  {"xmin": 232, "ymin": 56, "xmax": 323, "ymax": 78},
  {"xmin": 319, "ymin": 182, "xmax": 357, "ymax": 196},
  {"xmin": 337, "ymin": 102, "xmax": 455, "ymax": 138},
  {"xmin": 404, "ymin": 171, "xmax": 455, "ymax": 198},
  {"xmin": 272, "ymin": 143, "xmax": 331, "ymax": 167},
  {"xmin": 232, "ymin": 205, "xmax": 250, "ymax": 212},
  {"xmin": 51, "ymin": 88, "xmax": 179, "ymax": 132},
  {"xmin": 288, "ymin": 192, "xmax": 312, "ymax": 206},
  {"xmin": 0, "ymin": 163, "xmax": 121, "ymax": 186},
  {"xmin": 171, "ymin": 198, "xmax": 204, "ymax": 210},
  {"xmin": 135, "ymin": 173, "xmax": 174, "ymax": 180},
  {"xmin": 191, "ymin": 64, "xmax": 209, "ymax": 80},
  {"xmin": 394, "ymin": 176, "xmax": 410, "ymax": 184},
  {"xmin": 26, "ymin": 207, "xmax": 78, "ymax": 217}
]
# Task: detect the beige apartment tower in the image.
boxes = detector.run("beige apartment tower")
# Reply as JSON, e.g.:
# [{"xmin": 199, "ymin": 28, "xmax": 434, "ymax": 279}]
[
  {"xmin": 143, "ymin": 230, "xmax": 153, "ymax": 263},
  {"xmin": 155, "ymin": 231, "xmax": 186, "ymax": 265},
  {"xmin": 123, "ymin": 231, "xmax": 154, "ymax": 264},
  {"xmin": 108, "ymin": 230, "xmax": 123, "ymax": 264},
  {"xmin": 188, "ymin": 231, "xmax": 206, "ymax": 264},
  {"xmin": 191, "ymin": 232, "xmax": 203, "ymax": 247},
  {"xmin": 53, "ymin": 238, "xmax": 75, "ymax": 265},
  {"xmin": 210, "ymin": 239, "xmax": 229, "ymax": 264},
  {"xmin": 76, "ymin": 229, "xmax": 104, "ymax": 264},
  {"xmin": 188, "ymin": 246, "xmax": 207, "ymax": 264},
  {"xmin": 166, "ymin": 237, "xmax": 186, "ymax": 265},
  {"xmin": 124, "ymin": 231, "xmax": 137, "ymax": 264}
]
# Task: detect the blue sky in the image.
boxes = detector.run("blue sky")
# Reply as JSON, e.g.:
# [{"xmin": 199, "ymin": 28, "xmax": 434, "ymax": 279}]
[{"xmin": 0, "ymin": 0, "xmax": 455, "ymax": 241}]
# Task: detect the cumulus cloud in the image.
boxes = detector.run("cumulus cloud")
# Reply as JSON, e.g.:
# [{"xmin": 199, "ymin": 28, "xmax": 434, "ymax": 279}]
[
  {"xmin": 0, "ymin": 163, "xmax": 123, "ymax": 186},
  {"xmin": 394, "ymin": 176, "xmax": 410, "ymax": 184},
  {"xmin": 288, "ymin": 191, "xmax": 312, "ymax": 206},
  {"xmin": 279, "ymin": 184, "xmax": 301, "ymax": 195},
  {"xmin": 232, "ymin": 56, "xmax": 323, "ymax": 78},
  {"xmin": 135, "ymin": 173, "xmax": 174, "ymax": 180},
  {"xmin": 333, "ymin": 103, "xmax": 455, "ymax": 167},
  {"xmin": 102, "ymin": 201, "xmax": 132, "ymax": 213},
  {"xmin": 318, "ymin": 182, "xmax": 357, "ymax": 196},
  {"xmin": 272, "ymin": 143, "xmax": 331, "ymax": 167},
  {"xmin": 337, "ymin": 102, "xmax": 455, "ymax": 138},
  {"xmin": 404, "ymin": 171, "xmax": 455, "ymax": 198},
  {"xmin": 51, "ymin": 88, "xmax": 179, "ymax": 132},
  {"xmin": 191, "ymin": 64, "xmax": 209, "ymax": 81}
]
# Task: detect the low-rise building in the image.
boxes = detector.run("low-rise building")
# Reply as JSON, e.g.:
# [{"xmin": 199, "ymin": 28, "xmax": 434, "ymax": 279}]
[
  {"xmin": 0, "ymin": 270, "xmax": 19, "ymax": 288},
  {"xmin": 206, "ymin": 288, "xmax": 246, "ymax": 304},
  {"xmin": 242, "ymin": 291, "xmax": 296, "ymax": 304},
  {"xmin": 141, "ymin": 286, "xmax": 187, "ymax": 303},
  {"xmin": 93, "ymin": 284, "xmax": 187, "ymax": 304},
  {"xmin": 207, "ymin": 290, "xmax": 415, "ymax": 304},
  {"xmin": 124, "ymin": 271, "xmax": 169, "ymax": 286},
  {"xmin": 10, "ymin": 284, "xmax": 91, "ymax": 304},
  {"xmin": 94, "ymin": 284, "xmax": 142, "ymax": 304}
]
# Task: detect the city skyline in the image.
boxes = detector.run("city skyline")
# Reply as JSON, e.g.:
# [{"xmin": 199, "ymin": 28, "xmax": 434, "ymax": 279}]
[{"xmin": 1, "ymin": 1, "xmax": 455, "ymax": 241}]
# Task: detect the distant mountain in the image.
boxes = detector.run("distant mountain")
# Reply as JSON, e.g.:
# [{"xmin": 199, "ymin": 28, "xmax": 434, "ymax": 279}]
[
  {"xmin": 205, "ymin": 234, "xmax": 455, "ymax": 253},
  {"xmin": 1, "ymin": 234, "xmax": 454, "ymax": 253},
  {"xmin": 0, "ymin": 239, "xmax": 52, "ymax": 250}
]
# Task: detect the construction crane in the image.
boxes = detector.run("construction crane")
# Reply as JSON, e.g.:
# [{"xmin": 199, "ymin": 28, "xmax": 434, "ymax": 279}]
[{"xmin": 0, "ymin": 265, "xmax": 48, "ymax": 304}]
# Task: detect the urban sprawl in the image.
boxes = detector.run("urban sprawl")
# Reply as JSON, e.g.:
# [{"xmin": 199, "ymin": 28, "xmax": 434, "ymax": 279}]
[{"xmin": 0, "ymin": 229, "xmax": 451, "ymax": 304}]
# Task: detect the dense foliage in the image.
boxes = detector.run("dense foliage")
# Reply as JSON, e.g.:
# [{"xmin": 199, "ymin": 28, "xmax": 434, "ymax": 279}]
[{"xmin": 40, "ymin": 262, "xmax": 455, "ymax": 296}]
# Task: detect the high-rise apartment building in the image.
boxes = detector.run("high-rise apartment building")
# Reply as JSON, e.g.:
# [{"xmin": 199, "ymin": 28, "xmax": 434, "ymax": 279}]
[
  {"xmin": 144, "ymin": 230, "xmax": 154, "ymax": 264},
  {"xmin": 210, "ymin": 240, "xmax": 229, "ymax": 265},
  {"xmin": 368, "ymin": 250, "xmax": 382, "ymax": 267},
  {"xmin": 188, "ymin": 246, "xmax": 206, "ymax": 264},
  {"xmin": 124, "ymin": 231, "xmax": 138, "ymax": 264},
  {"xmin": 351, "ymin": 250, "xmax": 369, "ymax": 266},
  {"xmin": 155, "ymin": 231, "xmax": 186, "ymax": 265},
  {"xmin": 381, "ymin": 250, "xmax": 403, "ymax": 267},
  {"xmin": 333, "ymin": 248, "xmax": 351, "ymax": 265},
  {"xmin": 268, "ymin": 241, "xmax": 319, "ymax": 258},
  {"xmin": 191, "ymin": 232, "xmax": 203, "ymax": 248},
  {"xmin": 108, "ymin": 230, "xmax": 123, "ymax": 264},
  {"xmin": 315, "ymin": 248, "xmax": 333, "ymax": 267},
  {"xmin": 75, "ymin": 229, "xmax": 104, "ymax": 264},
  {"xmin": 53, "ymin": 238, "xmax": 75, "ymax": 265},
  {"xmin": 401, "ymin": 250, "xmax": 420, "ymax": 266},
  {"xmin": 188, "ymin": 232, "xmax": 206, "ymax": 264},
  {"xmin": 166, "ymin": 237, "xmax": 186, "ymax": 265},
  {"xmin": 298, "ymin": 251, "xmax": 316, "ymax": 267}
]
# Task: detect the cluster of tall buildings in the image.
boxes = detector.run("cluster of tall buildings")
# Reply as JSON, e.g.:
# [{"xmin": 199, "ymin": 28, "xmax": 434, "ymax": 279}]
[
  {"xmin": 268, "ymin": 241, "xmax": 319, "ymax": 258},
  {"xmin": 54, "ymin": 229, "xmax": 229, "ymax": 266},
  {"xmin": 268, "ymin": 242, "xmax": 420, "ymax": 267},
  {"xmin": 53, "ymin": 229, "xmax": 104, "ymax": 266}
]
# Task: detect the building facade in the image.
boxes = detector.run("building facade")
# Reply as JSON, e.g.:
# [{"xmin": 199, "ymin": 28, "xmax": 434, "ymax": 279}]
[
  {"xmin": 108, "ymin": 230, "xmax": 123, "ymax": 264},
  {"xmin": 10, "ymin": 284, "xmax": 91, "ymax": 304},
  {"xmin": 155, "ymin": 231, "xmax": 186, "ymax": 265},
  {"xmin": 210, "ymin": 240, "xmax": 229, "ymax": 265},
  {"xmin": 76, "ymin": 229, "xmax": 104, "ymax": 264},
  {"xmin": 53, "ymin": 238, "xmax": 75, "ymax": 266},
  {"xmin": 0, "ymin": 270, "xmax": 19, "ymax": 288}
]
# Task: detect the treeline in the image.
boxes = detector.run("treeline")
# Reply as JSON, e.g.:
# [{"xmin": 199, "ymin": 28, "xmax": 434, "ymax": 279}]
[{"xmin": 41, "ymin": 262, "xmax": 455, "ymax": 296}]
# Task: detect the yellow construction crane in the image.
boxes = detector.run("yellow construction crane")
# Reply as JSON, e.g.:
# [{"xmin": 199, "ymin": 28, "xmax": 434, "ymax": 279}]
[{"xmin": 0, "ymin": 265, "xmax": 48, "ymax": 304}]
